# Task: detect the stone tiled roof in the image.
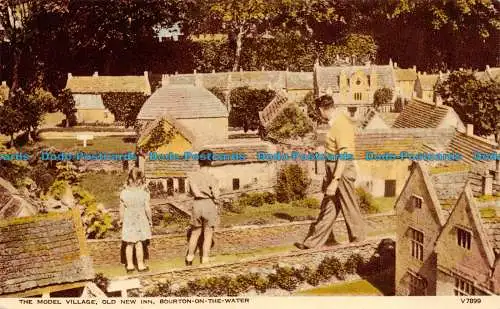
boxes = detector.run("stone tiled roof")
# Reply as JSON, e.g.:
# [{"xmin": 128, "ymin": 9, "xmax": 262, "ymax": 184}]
[
  {"xmin": 73, "ymin": 94, "xmax": 105, "ymax": 110},
  {"xmin": 482, "ymin": 218, "xmax": 500, "ymax": 251},
  {"xmin": 379, "ymin": 112, "xmax": 399, "ymax": 127},
  {"xmin": 395, "ymin": 68, "xmax": 417, "ymax": 81},
  {"xmin": 66, "ymin": 75, "xmax": 151, "ymax": 94},
  {"xmin": 285, "ymin": 72, "xmax": 314, "ymax": 89},
  {"xmin": 487, "ymin": 68, "xmax": 500, "ymax": 82},
  {"xmin": 144, "ymin": 160, "xmax": 199, "ymax": 178},
  {"xmin": 200, "ymin": 141, "xmax": 277, "ymax": 165},
  {"xmin": 0, "ymin": 178, "xmax": 38, "ymax": 219},
  {"xmin": 393, "ymin": 99, "xmax": 452, "ymax": 128},
  {"xmin": 0, "ymin": 208, "xmax": 95, "ymax": 295},
  {"xmin": 315, "ymin": 65, "xmax": 395, "ymax": 92},
  {"xmin": 446, "ymin": 130, "xmax": 498, "ymax": 171},
  {"xmin": 347, "ymin": 128, "xmax": 456, "ymax": 160},
  {"xmin": 165, "ymin": 71, "xmax": 313, "ymax": 91},
  {"xmin": 416, "ymin": 73, "xmax": 439, "ymax": 91},
  {"xmin": 137, "ymin": 84, "xmax": 228, "ymax": 120},
  {"xmin": 428, "ymin": 168, "xmax": 470, "ymax": 207}
]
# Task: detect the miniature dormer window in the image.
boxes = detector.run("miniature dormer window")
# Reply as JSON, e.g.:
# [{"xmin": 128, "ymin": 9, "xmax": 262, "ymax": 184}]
[
  {"xmin": 411, "ymin": 194, "xmax": 423, "ymax": 209},
  {"xmin": 356, "ymin": 78, "xmax": 361, "ymax": 85},
  {"xmin": 232, "ymin": 178, "xmax": 240, "ymax": 191},
  {"xmin": 456, "ymin": 227, "xmax": 472, "ymax": 250}
]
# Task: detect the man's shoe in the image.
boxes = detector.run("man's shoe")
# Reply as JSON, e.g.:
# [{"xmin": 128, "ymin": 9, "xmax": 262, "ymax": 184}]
[
  {"xmin": 294, "ymin": 242, "xmax": 309, "ymax": 250},
  {"xmin": 185, "ymin": 259, "xmax": 193, "ymax": 266}
]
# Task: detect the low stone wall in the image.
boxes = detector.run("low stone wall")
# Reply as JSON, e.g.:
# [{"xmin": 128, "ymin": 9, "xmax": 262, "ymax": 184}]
[
  {"xmin": 133, "ymin": 237, "xmax": 388, "ymax": 291},
  {"xmin": 87, "ymin": 213, "xmax": 395, "ymax": 267}
]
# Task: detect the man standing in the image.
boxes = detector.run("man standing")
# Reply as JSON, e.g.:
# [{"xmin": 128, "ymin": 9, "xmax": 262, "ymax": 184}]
[
  {"xmin": 185, "ymin": 150, "xmax": 220, "ymax": 265},
  {"xmin": 295, "ymin": 95, "xmax": 366, "ymax": 249}
]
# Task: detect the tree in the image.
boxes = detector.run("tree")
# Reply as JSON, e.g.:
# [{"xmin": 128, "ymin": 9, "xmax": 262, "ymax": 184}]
[
  {"xmin": 267, "ymin": 104, "xmax": 313, "ymax": 139},
  {"xmin": 56, "ymin": 89, "xmax": 76, "ymax": 127},
  {"xmin": 101, "ymin": 93, "xmax": 149, "ymax": 128},
  {"xmin": 0, "ymin": 103, "xmax": 23, "ymax": 147},
  {"xmin": 436, "ymin": 70, "xmax": 500, "ymax": 142},
  {"xmin": 276, "ymin": 164, "xmax": 309, "ymax": 203},
  {"xmin": 0, "ymin": 1, "xmax": 69, "ymax": 91},
  {"xmin": 192, "ymin": 0, "xmax": 282, "ymax": 72},
  {"xmin": 373, "ymin": 87, "xmax": 393, "ymax": 111},
  {"xmin": 228, "ymin": 87, "xmax": 275, "ymax": 131}
]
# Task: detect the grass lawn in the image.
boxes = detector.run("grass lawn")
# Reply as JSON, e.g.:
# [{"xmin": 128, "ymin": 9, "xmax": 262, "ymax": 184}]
[
  {"xmin": 79, "ymin": 171, "xmax": 128, "ymax": 210},
  {"xmin": 295, "ymin": 279, "xmax": 383, "ymax": 296},
  {"xmin": 372, "ymin": 197, "xmax": 396, "ymax": 213},
  {"xmin": 220, "ymin": 202, "xmax": 319, "ymax": 227},
  {"xmin": 38, "ymin": 136, "xmax": 136, "ymax": 153},
  {"xmin": 95, "ymin": 244, "xmax": 295, "ymax": 278}
]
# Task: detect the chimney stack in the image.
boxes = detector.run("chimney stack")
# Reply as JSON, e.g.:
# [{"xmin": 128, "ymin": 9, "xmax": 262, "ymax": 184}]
[
  {"xmin": 482, "ymin": 172, "xmax": 493, "ymax": 196},
  {"xmin": 394, "ymin": 62, "xmax": 398, "ymax": 68},
  {"xmin": 413, "ymin": 65, "xmax": 416, "ymax": 71},
  {"xmin": 144, "ymin": 71, "xmax": 148, "ymax": 79},
  {"xmin": 2, "ymin": 81, "xmax": 7, "ymax": 87},
  {"xmin": 93, "ymin": 71, "xmax": 98, "ymax": 77},
  {"xmin": 486, "ymin": 65, "xmax": 490, "ymax": 71},
  {"xmin": 67, "ymin": 73, "xmax": 72, "ymax": 80},
  {"xmin": 466, "ymin": 124, "xmax": 474, "ymax": 136}
]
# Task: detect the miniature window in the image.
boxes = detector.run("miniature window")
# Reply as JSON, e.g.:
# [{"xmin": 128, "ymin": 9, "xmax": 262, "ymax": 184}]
[
  {"xmin": 454, "ymin": 275, "xmax": 474, "ymax": 296},
  {"xmin": 384, "ymin": 180, "xmax": 396, "ymax": 197},
  {"xmin": 408, "ymin": 272, "xmax": 426, "ymax": 296},
  {"xmin": 410, "ymin": 228, "xmax": 424, "ymax": 261},
  {"xmin": 356, "ymin": 79, "xmax": 361, "ymax": 85},
  {"xmin": 354, "ymin": 92, "xmax": 362, "ymax": 100},
  {"xmin": 456, "ymin": 227, "xmax": 472, "ymax": 250},
  {"xmin": 411, "ymin": 195, "xmax": 423, "ymax": 209},
  {"xmin": 232, "ymin": 178, "xmax": 240, "ymax": 190}
]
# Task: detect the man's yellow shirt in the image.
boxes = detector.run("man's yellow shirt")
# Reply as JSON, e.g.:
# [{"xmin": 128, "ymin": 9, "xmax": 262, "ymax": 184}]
[{"xmin": 325, "ymin": 112, "xmax": 355, "ymax": 155}]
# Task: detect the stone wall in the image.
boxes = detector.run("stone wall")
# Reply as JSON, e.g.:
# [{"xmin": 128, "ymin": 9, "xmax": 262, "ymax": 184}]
[
  {"xmin": 87, "ymin": 213, "xmax": 395, "ymax": 266},
  {"xmin": 135, "ymin": 237, "xmax": 387, "ymax": 291}
]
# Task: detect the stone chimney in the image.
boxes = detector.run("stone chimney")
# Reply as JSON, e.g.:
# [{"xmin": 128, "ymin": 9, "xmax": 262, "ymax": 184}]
[
  {"xmin": 389, "ymin": 58, "xmax": 393, "ymax": 66},
  {"xmin": 93, "ymin": 71, "xmax": 98, "ymax": 77},
  {"xmin": 144, "ymin": 71, "xmax": 148, "ymax": 79},
  {"xmin": 394, "ymin": 62, "xmax": 398, "ymax": 68},
  {"xmin": 195, "ymin": 74, "xmax": 203, "ymax": 87},
  {"xmin": 486, "ymin": 65, "xmax": 491, "ymax": 71},
  {"xmin": 482, "ymin": 172, "xmax": 493, "ymax": 196},
  {"xmin": 67, "ymin": 73, "xmax": 72, "ymax": 80},
  {"xmin": 1, "ymin": 81, "xmax": 6, "ymax": 86},
  {"xmin": 466, "ymin": 124, "xmax": 474, "ymax": 136},
  {"xmin": 413, "ymin": 65, "xmax": 417, "ymax": 71}
]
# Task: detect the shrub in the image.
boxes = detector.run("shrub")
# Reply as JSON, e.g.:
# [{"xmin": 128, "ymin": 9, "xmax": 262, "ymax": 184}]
[
  {"xmin": 316, "ymin": 256, "xmax": 345, "ymax": 280},
  {"xmin": 143, "ymin": 281, "xmax": 172, "ymax": 297},
  {"xmin": 262, "ymin": 191, "xmax": 276, "ymax": 204},
  {"xmin": 48, "ymin": 180, "xmax": 69, "ymax": 200},
  {"xmin": 356, "ymin": 187, "xmax": 377, "ymax": 214},
  {"xmin": 291, "ymin": 197, "xmax": 320, "ymax": 209},
  {"xmin": 224, "ymin": 199, "xmax": 246, "ymax": 214},
  {"xmin": 267, "ymin": 104, "xmax": 314, "ymax": 139},
  {"xmin": 55, "ymin": 161, "xmax": 80, "ymax": 184},
  {"xmin": 344, "ymin": 253, "xmax": 365, "ymax": 274},
  {"xmin": 276, "ymin": 164, "xmax": 310, "ymax": 203},
  {"xmin": 73, "ymin": 186, "xmax": 113, "ymax": 239},
  {"xmin": 305, "ymin": 268, "xmax": 321, "ymax": 286},
  {"xmin": 273, "ymin": 266, "xmax": 301, "ymax": 291},
  {"xmin": 241, "ymin": 192, "xmax": 266, "ymax": 208}
]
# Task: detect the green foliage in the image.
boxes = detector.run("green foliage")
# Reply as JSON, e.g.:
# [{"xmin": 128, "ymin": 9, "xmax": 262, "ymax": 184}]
[
  {"xmin": 276, "ymin": 164, "xmax": 310, "ymax": 203},
  {"xmin": 55, "ymin": 161, "xmax": 80, "ymax": 184},
  {"xmin": 291, "ymin": 197, "xmax": 320, "ymax": 209},
  {"xmin": 72, "ymin": 186, "xmax": 113, "ymax": 239},
  {"xmin": 373, "ymin": 88, "xmax": 393, "ymax": 110},
  {"xmin": 138, "ymin": 119, "xmax": 178, "ymax": 153},
  {"xmin": 93, "ymin": 273, "xmax": 110, "ymax": 293},
  {"xmin": 321, "ymin": 34, "xmax": 378, "ymax": 66},
  {"xmin": 48, "ymin": 180, "xmax": 69, "ymax": 200},
  {"xmin": 193, "ymin": 41, "xmax": 233, "ymax": 72},
  {"xmin": 208, "ymin": 87, "xmax": 227, "ymax": 105},
  {"xmin": 143, "ymin": 281, "xmax": 172, "ymax": 297},
  {"xmin": 436, "ymin": 71, "xmax": 500, "ymax": 142},
  {"xmin": 356, "ymin": 187, "xmax": 377, "ymax": 214},
  {"xmin": 101, "ymin": 93, "xmax": 149, "ymax": 128},
  {"xmin": 344, "ymin": 253, "xmax": 365, "ymax": 274},
  {"xmin": 267, "ymin": 104, "xmax": 313, "ymax": 139},
  {"xmin": 316, "ymin": 256, "xmax": 345, "ymax": 280},
  {"xmin": 0, "ymin": 104, "xmax": 24, "ymax": 146},
  {"xmin": 300, "ymin": 91, "xmax": 324, "ymax": 123},
  {"xmin": 229, "ymin": 87, "xmax": 275, "ymax": 132},
  {"xmin": 272, "ymin": 266, "xmax": 301, "ymax": 291},
  {"xmin": 56, "ymin": 89, "xmax": 77, "ymax": 127}
]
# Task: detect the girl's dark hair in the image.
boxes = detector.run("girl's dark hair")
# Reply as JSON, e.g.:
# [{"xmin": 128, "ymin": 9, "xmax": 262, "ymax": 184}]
[{"xmin": 127, "ymin": 167, "xmax": 145, "ymax": 186}]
